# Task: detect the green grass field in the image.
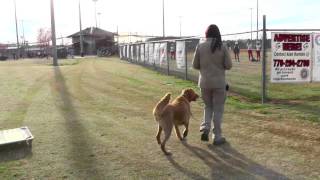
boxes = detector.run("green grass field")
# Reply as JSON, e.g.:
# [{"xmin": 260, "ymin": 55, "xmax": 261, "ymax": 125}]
[{"xmin": 0, "ymin": 57, "xmax": 319, "ymax": 179}]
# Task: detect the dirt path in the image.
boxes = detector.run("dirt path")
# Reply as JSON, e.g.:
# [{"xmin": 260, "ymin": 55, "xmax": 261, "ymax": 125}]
[{"xmin": 0, "ymin": 58, "xmax": 319, "ymax": 179}]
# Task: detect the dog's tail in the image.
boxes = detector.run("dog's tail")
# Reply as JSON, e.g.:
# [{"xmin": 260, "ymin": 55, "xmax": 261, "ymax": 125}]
[{"xmin": 153, "ymin": 93, "xmax": 171, "ymax": 121}]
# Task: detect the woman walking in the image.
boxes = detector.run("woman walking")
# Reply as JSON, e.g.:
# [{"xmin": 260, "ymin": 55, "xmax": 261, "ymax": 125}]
[{"xmin": 192, "ymin": 24, "xmax": 232, "ymax": 145}]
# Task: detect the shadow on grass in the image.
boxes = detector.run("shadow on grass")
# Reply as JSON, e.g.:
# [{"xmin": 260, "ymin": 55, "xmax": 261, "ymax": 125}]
[
  {"xmin": 0, "ymin": 143, "xmax": 32, "ymax": 163},
  {"xmin": 166, "ymin": 155, "xmax": 207, "ymax": 180},
  {"xmin": 180, "ymin": 142, "xmax": 290, "ymax": 180},
  {"xmin": 52, "ymin": 67, "xmax": 102, "ymax": 178}
]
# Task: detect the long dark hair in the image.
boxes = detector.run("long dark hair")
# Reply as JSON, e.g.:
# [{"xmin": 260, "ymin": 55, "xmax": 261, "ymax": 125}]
[{"xmin": 205, "ymin": 24, "xmax": 222, "ymax": 53}]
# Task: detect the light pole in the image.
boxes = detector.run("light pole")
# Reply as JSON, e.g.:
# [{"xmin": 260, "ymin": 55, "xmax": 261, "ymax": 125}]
[
  {"xmin": 179, "ymin": 16, "xmax": 182, "ymax": 37},
  {"xmin": 256, "ymin": 0, "xmax": 259, "ymax": 42},
  {"xmin": 162, "ymin": 0, "xmax": 165, "ymax": 37},
  {"xmin": 14, "ymin": 0, "xmax": 20, "ymax": 59},
  {"xmin": 250, "ymin": 7, "xmax": 253, "ymax": 41},
  {"xmin": 92, "ymin": 0, "xmax": 98, "ymax": 28},
  {"xmin": 50, "ymin": 0, "xmax": 58, "ymax": 66},
  {"xmin": 79, "ymin": 0, "xmax": 84, "ymax": 57},
  {"xmin": 116, "ymin": 26, "xmax": 119, "ymax": 44}
]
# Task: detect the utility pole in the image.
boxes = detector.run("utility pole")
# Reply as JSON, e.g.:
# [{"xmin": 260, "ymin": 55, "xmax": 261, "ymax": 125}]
[
  {"xmin": 179, "ymin": 16, "xmax": 182, "ymax": 37},
  {"xmin": 20, "ymin": 20, "xmax": 25, "ymax": 58},
  {"xmin": 79, "ymin": 0, "xmax": 84, "ymax": 57},
  {"xmin": 162, "ymin": 0, "xmax": 165, "ymax": 37},
  {"xmin": 116, "ymin": 26, "xmax": 119, "ymax": 44},
  {"xmin": 250, "ymin": 7, "xmax": 253, "ymax": 41},
  {"xmin": 256, "ymin": 0, "xmax": 259, "ymax": 42},
  {"xmin": 262, "ymin": 15, "xmax": 267, "ymax": 104},
  {"xmin": 14, "ymin": 0, "xmax": 20, "ymax": 59},
  {"xmin": 50, "ymin": 0, "xmax": 58, "ymax": 66}
]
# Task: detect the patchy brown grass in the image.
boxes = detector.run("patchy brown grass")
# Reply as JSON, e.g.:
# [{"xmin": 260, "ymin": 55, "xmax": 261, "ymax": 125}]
[{"xmin": 0, "ymin": 57, "xmax": 319, "ymax": 179}]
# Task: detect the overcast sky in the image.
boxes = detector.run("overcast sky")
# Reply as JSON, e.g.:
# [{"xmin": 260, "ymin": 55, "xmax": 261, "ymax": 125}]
[{"xmin": 0, "ymin": 0, "xmax": 319, "ymax": 44}]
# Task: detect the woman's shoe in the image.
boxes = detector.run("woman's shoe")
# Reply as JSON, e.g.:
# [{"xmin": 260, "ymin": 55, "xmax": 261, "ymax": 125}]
[
  {"xmin": 201, "ymin": 132, "xmax": 209, "ymax": 141},
  {"xmin": 213, "ymin": 137, "xmax": 226, "ymax": 145}
]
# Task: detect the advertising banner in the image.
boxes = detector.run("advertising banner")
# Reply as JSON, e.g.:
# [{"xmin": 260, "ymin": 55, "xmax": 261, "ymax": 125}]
[
  {"xmin": 313, "ymin": 33, "xmax": 320, "ymax": 82},
  {"xmin": 160, "ymin": 42, "xmax": 167, "ymax": 67},
  {"xmin": 176, "ymin": 41, "xmax": 186, "ymax": 69},
  {"xmin": 119, "ymin": 46, "xmax": 122, "ymax": 59},
  {"xmin": 130, "ymin": 45, "xmax": 134, "ymax": 60},
  {"xmin": 135, "ymin": 45, "xmax": 139, "ymax": 62},
  {"xmin": 122, "ymin": 46, "xmax": 126, "ymax": 59},
  {"xmin": 140, "ymin": 44, "xmax": 145, "ymax": 62},
  {"xmin": 154, "ymin": 43, "xmax": 161, "ymax": 65},
  {"xmin": 148, "ymin": 43, "xmax": 154, "ymax": 65},
  {"xmin": 126, "ymin": 45, "xmax": 130, "ymax": 59},
  {"xmin": 271, "ymin": 32, "xmax": 312, "ymax": 83},
  {"xmin": 145, "ymin": 43, "xmax": 149, "ymax": 63}
]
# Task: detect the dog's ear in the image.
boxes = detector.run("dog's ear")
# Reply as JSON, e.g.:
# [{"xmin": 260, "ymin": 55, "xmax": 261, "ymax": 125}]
[
  {"xmin": 182, "ymin": 89, "xmax": 190, "ymax": 98},
  {"xmin": 182, "ymin": 89, "xmax": 198, "ymax": 102}
]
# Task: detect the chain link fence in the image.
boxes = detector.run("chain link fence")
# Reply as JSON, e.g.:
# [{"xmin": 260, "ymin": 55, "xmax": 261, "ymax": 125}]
[{"xmin": 118, "ymin": 21, "xmax": 320, "ymax": 107}]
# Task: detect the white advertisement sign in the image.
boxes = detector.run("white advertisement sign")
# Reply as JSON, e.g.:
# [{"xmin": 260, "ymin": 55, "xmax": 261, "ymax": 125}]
[
  {"xmin": 154, "ymin": 43, "xmax": 161, "ymax": 65},
  {"xmin": 119, "ymin": 46, "xmax": 123, "ymax": 59},
  {"xmin": 160, "ymin": 42, "xmax": 167, "ymax": 67},
  {"xmin": 313, "ymin": 33, "xmax": 320, "ymax": 82},
  {"xmin": 145, "ymin": 43, "xmax": 149, "ymax": 62},
  {"xmin": 122, "ymin": 46, "xmax": 125, "ymax": 59},
  {"xmin": 126, "ymin": 45, "xmax": 130, "ymax": 59},
  {"xmin": 271, "ymin": 32, "xmax": 312, "ymax": 83},
  {"xmin": 176, "ymin": 41, "xmax": 186, "ymax": 69},
  {"xmin": 130, "ymin": 45, "xmax": 134, "ymax": 60},
  {"xmin": 148, "ymin": 43, "xmax": 154, "ymax": 65},
  {"xmin": 135, "ymin": 45, "xmax": 140, "ymax": 61},
  {"xmin": 140, "ymin": 44, "xmax": 145, "ymax": 62}
]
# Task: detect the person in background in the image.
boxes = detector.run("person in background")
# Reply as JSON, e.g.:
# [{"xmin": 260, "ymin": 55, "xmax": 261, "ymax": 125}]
[
  {"xmin": 233, "ymin": 41, "xmax": 240, "ymax": 62},
  {"xmin": 247, "ymin": 40, "xmax": 253, "ymax": 61},
  {"xmin": 192, "ymin": 24, "xmax": 232, "ymax": 145},
  {"xmin": 256, "ymin": 40, "xmax": 261, "ymax": 61}
]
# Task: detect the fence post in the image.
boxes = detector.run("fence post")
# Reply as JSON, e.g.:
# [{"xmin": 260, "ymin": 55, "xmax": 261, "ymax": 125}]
[
  {"xmin": 167, "ymin": 42, "xmax": 170, "ymax": 75},
  {"xmin": 138, "ymin": 44, "xmax": 140, "ymax": 63},
  {"xmin": 185, "ymin": 41, "xmax": 188, "ymax": 80},
  {"xmin": 153, "ymin": 43, "xmax": 156, "ymax": 70},
  {"xmin": 262, "ymin": 15, "xmax": 267, "ymax": 104}
]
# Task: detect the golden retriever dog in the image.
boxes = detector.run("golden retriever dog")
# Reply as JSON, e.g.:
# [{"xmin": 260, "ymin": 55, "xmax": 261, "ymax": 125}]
[{"xmin": 153, "ymin": 89, "xmax": 199, "ymax": 155}]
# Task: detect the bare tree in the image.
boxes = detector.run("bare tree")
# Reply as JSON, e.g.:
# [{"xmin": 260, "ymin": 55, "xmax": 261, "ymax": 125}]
[{"xmin": 37, "ymin": 28, "xmax": 52, "ymax": 57}]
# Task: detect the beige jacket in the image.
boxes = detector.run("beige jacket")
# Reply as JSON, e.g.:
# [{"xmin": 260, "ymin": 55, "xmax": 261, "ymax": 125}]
[{"xmin": 192, "ymin": 39, "xmax": 232, "ymax": 89}]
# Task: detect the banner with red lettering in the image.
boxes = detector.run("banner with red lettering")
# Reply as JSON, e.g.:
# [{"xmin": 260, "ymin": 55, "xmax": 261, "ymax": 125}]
[
  {"xmin": 313, "ymin": 33, "xmax": 320, "ymax": 82},
  {"xmin": 160, "ymin": 42, "xmax": 168, "ymax": 67},
  {"xmin": 271, "ymin": 32, "xmax": 312, "ymax": 83},
  {"xmin": 176, "ymin": 41, "xmax": 186, "ymax": 69}
]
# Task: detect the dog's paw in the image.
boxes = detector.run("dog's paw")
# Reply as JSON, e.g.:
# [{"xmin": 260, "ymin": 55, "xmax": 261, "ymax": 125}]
[
  {"xmin": 183, "ymin": 130, "xmax": 188, "ymax": 138},
  {"xmin": 183, "ymin": 132, "xmax": 188, "ymax": 138}
]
